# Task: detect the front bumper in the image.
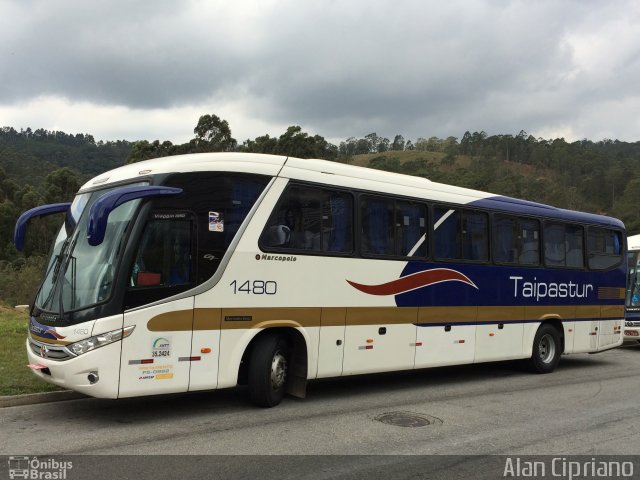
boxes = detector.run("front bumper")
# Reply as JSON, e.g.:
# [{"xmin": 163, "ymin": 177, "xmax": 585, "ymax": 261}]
[
  {"xmin": 623, "ymin": 320, "xmax": 640, "ymax": 343},
  {"xmin": 26, "ymin": 338, "xmax": 121, "ymax": 398}
]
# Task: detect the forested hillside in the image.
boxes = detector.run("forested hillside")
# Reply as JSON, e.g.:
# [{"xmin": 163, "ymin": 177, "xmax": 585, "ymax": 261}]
[{"xmin": 2, "ymin": 116, "xmax": 640, "ymax": 305}]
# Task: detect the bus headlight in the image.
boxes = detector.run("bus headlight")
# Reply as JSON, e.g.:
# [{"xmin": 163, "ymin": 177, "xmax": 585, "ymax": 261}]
[{"xmin": 69, "ymin": 326, "xmax": 135, "ymax": 356}]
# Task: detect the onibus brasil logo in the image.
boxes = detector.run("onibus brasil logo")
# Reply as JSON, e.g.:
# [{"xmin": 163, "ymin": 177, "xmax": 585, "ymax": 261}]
[{"xmin": 8, "ymin": 456, "xmax": 72, "ymax": 479}]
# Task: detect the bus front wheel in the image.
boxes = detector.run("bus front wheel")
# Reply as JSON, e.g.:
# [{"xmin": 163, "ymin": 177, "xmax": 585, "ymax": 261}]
[
  {"xmin": 529, "ymin": 324, "xmax": 562, "ymax": 374},
  {"xmin": 248, "ymin": 334, "xmax": 291, "ymax": 407}
]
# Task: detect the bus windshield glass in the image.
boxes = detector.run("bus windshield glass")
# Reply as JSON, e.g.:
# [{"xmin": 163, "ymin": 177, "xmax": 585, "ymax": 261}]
[
  {"xmin": 35, "ymin": 183, "xmax": 145, "ymax": 315},
  {"xmin": 627, "ymin": 250, "xmax": 640, "ymax": 308}
]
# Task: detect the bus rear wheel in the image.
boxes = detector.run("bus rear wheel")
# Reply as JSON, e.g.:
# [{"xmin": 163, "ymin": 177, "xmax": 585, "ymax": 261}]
[
  {"xmin": 529, "ymin": 324, "xmax": 562, "ymax": 374},
  {"xmin": 248, "ymin": 334, "xmax": 291, "ymax": 407}
]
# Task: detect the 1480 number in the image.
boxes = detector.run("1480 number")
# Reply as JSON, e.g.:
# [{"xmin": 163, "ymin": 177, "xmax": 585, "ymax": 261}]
[{"xmin": 230, "ymin": 280, "xmax": 277, "ymax": 295}]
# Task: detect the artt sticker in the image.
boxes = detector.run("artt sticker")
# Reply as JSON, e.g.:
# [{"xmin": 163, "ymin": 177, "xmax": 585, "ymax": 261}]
[{"xmin": 152, "ymin": 337, "xmax": 171, "ymax": 358}]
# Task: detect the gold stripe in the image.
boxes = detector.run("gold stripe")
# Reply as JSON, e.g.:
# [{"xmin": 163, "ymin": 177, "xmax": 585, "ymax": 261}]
[
  {"xmin": 221, "ymin": 307, "xmax": 321, "ymax": 330},
  {"xmin": 601, "ymin": 305, "xmax": 624, "ymax": 319},
  {"xmin": 575, "ymin": 305, "xmax": 600, "ymax": 320},
  {"xmin": 419, "ymin": 306, "xmax": 476, "ymax": 324},
  {"xmin": 30, "ymin": 333, "xmax": 71, "ymax": 345},
  {"xmin": 597, "ymin": 287, "xmax": 625, "ymax": 300},
  {"xmin": 147, "ymin": 310, "xmax": 193, "ymax": 332},
  {"xmin": 525, "ymin": 305, "xmax": 576, "ymax": 321},
  {"xmin": 347, "ymin": 307, "xmax": 417, "ymax": 326},
  {"xmin": 144, "ymin": 304, "xmax": 623, "ymax": 332},
  {"xmin": 321, "ymin": 307, "xmax": 346, "ymax": 327},
  {"xmin": 476, "ymin": 306, "xmax": 525, "ymax": 323},
  {"xmin": 194, "ymin": 308, "xmax": 221, "ymax": 330}
]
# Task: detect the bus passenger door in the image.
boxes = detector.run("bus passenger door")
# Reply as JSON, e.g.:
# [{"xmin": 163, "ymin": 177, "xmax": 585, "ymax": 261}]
[
  {"xmin": 118, "ymin": 210, "xmax": 198, "ymax": 397},
  {"xmin": 119, "ymin": 297, "xmax": 194, "ymax": 397},
  {"xmin": 188, "ymin": 306, "xmax": 222, "ymax": 391},
  {"xmin": 342, "ymin": 307, "xmax": 417, "ymax": 375}
]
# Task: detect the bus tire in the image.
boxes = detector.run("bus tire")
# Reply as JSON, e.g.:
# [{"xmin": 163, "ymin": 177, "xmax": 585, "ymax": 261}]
[
  {"xmin": 529, "ymin": 324, "xmax": 561, "ymax": 374},
  {"xmin": 248, "ymin": 334, "xmax": 290, "ymax": 407}
]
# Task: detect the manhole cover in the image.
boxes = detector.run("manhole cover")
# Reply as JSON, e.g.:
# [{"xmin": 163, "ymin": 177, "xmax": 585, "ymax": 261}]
[{"xmin": 374, "ymin": 411, "xmax": 443, "ymax": 428}]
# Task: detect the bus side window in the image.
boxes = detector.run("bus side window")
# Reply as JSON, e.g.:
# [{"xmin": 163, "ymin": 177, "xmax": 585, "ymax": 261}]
[
  {"xmin": 493, "ymin": 215, "xmax": 540, "ymax": 266},
  {"xmin": 588, "ymin": 228, "xmax": 623, "ymax": 270},
  {"xmin": 323, "ymin": 192, "xmax": 353, "ymax": 253},
  {"xmin": 260, "ymin": 185, "xmax": 353, "ymax": 254},
  {"xmin": 519, "ymin": 219, "xmax": 540, "ymax": 265},
  {"xmin": 463, "ymin": 211, "xmax": 488, "ymax": 261},
  {"xmin": 396, "ymin": 202, "xmax": 427, "ymax": 257},
  {"xmin": 544, "ymin": 223, "xmax": 566, "ymax": 267},
  {"xmin": 493, "ymin": 215, "xmax": 517, "ymax": 263},
  {"xmin": 434, "ymin": 207, "xmax": 487, "ymax": 262},
  {"xmin": 544, "ymin": 222, "xmax": 584, "ymax": 269},
  {"xmin": 361, "ymin": 197, "xmax": 394, "ymax": 255},
  {"xmin": 565, "ymin": 225, "xmax": 584, "ymax": 269},
  {"xmin": 434, "ymin": 207, "xmax": 460, "ymax": 259}
]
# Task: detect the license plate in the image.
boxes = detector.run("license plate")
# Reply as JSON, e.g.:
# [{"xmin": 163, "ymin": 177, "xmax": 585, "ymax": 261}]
[
  {"xmin": 625, "ymin": 330, "xmax": 639, "ymax": 336},
  {"xmin": 27, "ymin": 363, "xmax": 48, "ymax": 370}
]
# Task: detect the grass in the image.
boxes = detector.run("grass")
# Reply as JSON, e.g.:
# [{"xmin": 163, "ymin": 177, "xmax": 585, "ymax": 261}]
[{"xmin": 0, "ymin": 308, "xmax": 63, "ymax": 396}]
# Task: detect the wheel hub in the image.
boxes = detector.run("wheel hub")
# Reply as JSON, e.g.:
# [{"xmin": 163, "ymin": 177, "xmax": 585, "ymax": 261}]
[{"xmin": 270, "ymin": 352, "xmax": 287, "ymax": 390}]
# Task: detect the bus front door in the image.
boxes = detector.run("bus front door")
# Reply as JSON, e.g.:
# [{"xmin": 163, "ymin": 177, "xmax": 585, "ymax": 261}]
[{"xmin": 119, "ymin": 297, "xmax": 194, "ymax": 397}]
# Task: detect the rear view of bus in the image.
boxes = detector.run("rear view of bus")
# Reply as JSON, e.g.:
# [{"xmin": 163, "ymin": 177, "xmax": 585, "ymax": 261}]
[{"xmin": 625, "ymin": 234, "xmax": 640, "ymax": 343}]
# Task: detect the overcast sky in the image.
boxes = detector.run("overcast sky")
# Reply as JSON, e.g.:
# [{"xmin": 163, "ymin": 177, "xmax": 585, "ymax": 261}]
[{"xmin": 2, "ymin": 0, "xmax": 640, "ymax": 146}]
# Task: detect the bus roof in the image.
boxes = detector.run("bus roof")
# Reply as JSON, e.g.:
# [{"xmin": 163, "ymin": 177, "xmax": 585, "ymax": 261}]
[{"xmin": 81, "ymin": 152, "xmax": 624, "ymax": 230}]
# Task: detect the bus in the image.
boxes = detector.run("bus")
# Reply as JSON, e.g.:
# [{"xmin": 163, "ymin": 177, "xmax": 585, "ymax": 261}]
[
  {"xmin": 15, "ymin": 153, "xmax": 626, "ymax": 407},
  {"xmin": 625, "ymin": 233, "xmax": 640, "ymax": 343}
]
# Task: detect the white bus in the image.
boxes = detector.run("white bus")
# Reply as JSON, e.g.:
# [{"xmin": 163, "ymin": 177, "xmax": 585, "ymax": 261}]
[
  {"xmin": 625, "ymin": 233, "xmax": 640, "ymax": 343},
  {"xmin": 16, "ymin": 153, "xmax": 625, "ymax": 407}
]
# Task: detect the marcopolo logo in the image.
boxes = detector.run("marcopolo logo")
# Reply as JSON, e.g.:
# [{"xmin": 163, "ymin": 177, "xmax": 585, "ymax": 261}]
[
  {"xmin": 8, "ymin": 456, "xmax": 72, "ymax": 479},
  {"xmin": 255, "ymin": 253, "xmax": 297, "ymax": 262}
]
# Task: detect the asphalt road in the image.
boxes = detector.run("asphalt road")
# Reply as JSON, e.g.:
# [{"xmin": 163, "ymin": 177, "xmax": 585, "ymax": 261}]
[{"xmin": 2, "ymin": 344, "xmax": 639, "ymax": 479}]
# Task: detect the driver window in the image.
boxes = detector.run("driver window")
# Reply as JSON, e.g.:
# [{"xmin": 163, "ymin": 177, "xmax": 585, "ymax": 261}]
[{"xmin": 130, "ymin": 212, "xmax": 194, "ymax": 288}]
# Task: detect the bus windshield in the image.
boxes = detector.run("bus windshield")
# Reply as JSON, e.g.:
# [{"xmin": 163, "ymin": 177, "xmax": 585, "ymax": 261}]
[
  {"xmin": 627, "ymin": 250, "xmax": 640, "ymax": 309},
  {"xmin": 35, "ymin": 184, "xmax": 144, "ymax": 315}
]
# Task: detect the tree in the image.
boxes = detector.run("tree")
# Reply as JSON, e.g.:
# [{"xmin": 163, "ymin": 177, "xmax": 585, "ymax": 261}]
[
  {"xmin": 193, "ymin": 114, "xmax": 237, "ymax": 152},
  {"xmin": 391, "ymin": 135, "xmax": 405, "ymax": 151},
  {"xmin": 242, "ymin": 135, "xmax": 278, "ymax": 154},
  {"xmin": 126, "ymin": 140, "xmax": 175, "ymax": 164},
  {"xmin": 44, "ymin": 168, "xmax": 81, "ymax": 203}
]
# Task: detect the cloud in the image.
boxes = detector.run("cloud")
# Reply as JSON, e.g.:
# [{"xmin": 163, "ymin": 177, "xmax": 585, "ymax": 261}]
[{"xmin": 2, "ymin": 0, "xmax": 640, "ymax": 143}]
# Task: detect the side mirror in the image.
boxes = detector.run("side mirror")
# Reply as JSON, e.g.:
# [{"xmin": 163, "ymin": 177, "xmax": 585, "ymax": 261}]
[{"xmin": 14, "ymin": 203, "xmax": 71, "ymax": 251}]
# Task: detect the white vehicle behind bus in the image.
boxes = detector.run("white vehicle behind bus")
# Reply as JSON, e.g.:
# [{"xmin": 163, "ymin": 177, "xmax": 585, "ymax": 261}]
[{"xmin": 625, "ymin": 233, "xmax": 640, "ymax": 343}]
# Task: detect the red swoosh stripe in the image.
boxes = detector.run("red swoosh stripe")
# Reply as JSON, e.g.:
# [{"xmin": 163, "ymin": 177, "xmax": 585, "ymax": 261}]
[
  {"xmin": 46, "ymin": 329, "xmax": 66, "ymax": 339},
  {"xmin": 347, "ymin": 268, "xmax": 478, "ymax": 296}
]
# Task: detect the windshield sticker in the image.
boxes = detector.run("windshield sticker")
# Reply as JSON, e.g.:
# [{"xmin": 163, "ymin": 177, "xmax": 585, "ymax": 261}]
[
  {"xmin": 209, "ymin": 211, "xmax": 224, "ymax": 232},
  {"xmin": 152, "ymin": 212, "xmax": 187, "ymax": 220}
]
